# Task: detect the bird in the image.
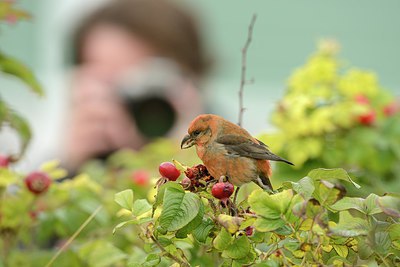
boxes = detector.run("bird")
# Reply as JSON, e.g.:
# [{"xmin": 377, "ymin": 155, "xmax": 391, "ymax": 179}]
[{"xmin": 180, "ymin": 114, "xmax": 293, "ymax": 191}]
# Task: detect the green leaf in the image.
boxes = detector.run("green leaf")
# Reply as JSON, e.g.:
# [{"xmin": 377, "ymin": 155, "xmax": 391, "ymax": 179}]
[
  {"xmin": 332, "ymin": 244, "xmax": 348, "ymax": 258},
  {"xmin": 307, "ymin": 168, "xmax": 360, "ymax": 189},
  {"xmin": 249, "ymin": 189, "xmax": 293, "ymax": 219},
  {"xmin": 192, "ymin": 218, "xmax": 214, "ymax": 243},
  {"xmin": 213, "ymin": 227, "xmax": 232, "ymax": 251},
  {"xmin": 331, "ymin": 194, "xmax": 382, "ymax": 215},
  {"xmin": 0, "ymin": 53, "xmax": 44, "ymax": 96},
  {"xmin": 175, "ymin": 200, "xmax": 205, "ymax": 238},
  {"xmin": 377, "ymin": 194, "xmax": 400, "ymax": 218},
  {"xmin": 388, "ymin": 223, "xmax": 400, "ymax": 241},
  {"xmin": 253, "ymin": 218, "xmax": 285, "ymax": 232},
  {"xmin": 132, "ymin": 199, "xmax": 151, "ymax": 217},
  {"xmin": 114, "ymin": 189, "xmax": 134, "ymax": 212},
  {"xmin": 374, "ymin": 231, "xmax": 391, "ymax": 255},
  {"xmin": 142, "ymin": 254, "xmax": 160, "ymax": 267},
  {"xmin": 222, "ymin": 235, "xmax": 251, "ymax": 260},
  {"xmin": 153, "ymin": 181, "xmax": 182, "ymax": 212},
  {"xmin": 330, "ymin": 211, "xmax": 369, "ymax": 237},
  {"xmin": 112, "ymin": 217, "xmax": 153, "ymax": 234},
  {"xmin": 313, "ymin": 180, "xmax": 343, "ymax": 207},
  {"xmin": 159, "ymin": 187, "xmax": 201, "ymax": 232},
  {"xmin": 290, "ymin": 176, "xmax": 315, "ymax": 199}
]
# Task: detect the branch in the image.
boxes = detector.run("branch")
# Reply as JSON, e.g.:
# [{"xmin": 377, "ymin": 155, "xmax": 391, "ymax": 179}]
[
  {"xmin": 238, "ymin": 14, "xmax": 257, "ymax": 127},
  {"xmin": 150, "ymin": 235, "xmax": 190, "ymax": 267}
]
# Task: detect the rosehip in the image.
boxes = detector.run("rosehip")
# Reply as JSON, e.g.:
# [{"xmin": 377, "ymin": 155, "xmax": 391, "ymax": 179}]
[
  {"xmin": 383, "ymin": 102, "xmax": 398, "ymax": 117},
  {"xmin": 159, "ymin": 162, "xmax": 180, "ymax": 181},
  {"xmin": 355, "ymin": 94, "xmax": 369, "ymax": 105},
  {"xmin": 132, "ymin": 170, "xmax": 149, "ymax": 186},
  {"xmin": 211, "ymin": 182, "xmax": 234, "ymax": 200},
  {"xmin": 0, "ymin": 155, "xmax": 10, "ymax": 168},
  {"xmin": 25, "ymin": 171, "xmax": 51, "ymax": 195},
  {"xmin": 358, "ymin": 110, "xmax": 376, "ymax": 125}
]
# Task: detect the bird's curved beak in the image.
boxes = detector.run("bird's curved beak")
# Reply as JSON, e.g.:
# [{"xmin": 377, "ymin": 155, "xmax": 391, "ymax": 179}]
[{"xmin": 181, "ymin": 134, "xmax": 195, "ymax": 149}]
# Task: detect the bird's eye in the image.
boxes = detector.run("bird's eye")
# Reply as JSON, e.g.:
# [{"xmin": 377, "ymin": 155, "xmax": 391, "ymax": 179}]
[{"xmin": 193, "ymin": 130, "xmax": 201, "ymax": 136}]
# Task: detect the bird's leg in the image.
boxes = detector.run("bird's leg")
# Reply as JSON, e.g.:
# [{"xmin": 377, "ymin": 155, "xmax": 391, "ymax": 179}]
[
  {"xmin": 233, "ymin": 186, "xmax": 240, "ymax": 205},
  {"xmin": 256, "ymin": 175, "xmax": 274, "ymax": 194}
]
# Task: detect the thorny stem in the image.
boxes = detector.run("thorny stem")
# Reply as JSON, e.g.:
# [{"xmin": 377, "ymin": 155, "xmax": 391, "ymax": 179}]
[
  {"xmin": 150, "ymin": 235, "xmax": 190, "ymax": 267},
  {"xmin": 238, "ymin": 14, "xmax": 257, "ymax": 127}
]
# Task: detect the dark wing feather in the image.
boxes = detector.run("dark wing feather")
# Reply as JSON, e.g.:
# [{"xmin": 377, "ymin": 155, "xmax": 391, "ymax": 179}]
[{"xmin": 216, "ymin": 135, "xmax": 294, "ymax": 165}]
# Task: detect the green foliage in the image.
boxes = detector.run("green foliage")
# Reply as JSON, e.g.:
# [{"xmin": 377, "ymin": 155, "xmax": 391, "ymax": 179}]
[
  {"xmin": 114, "ymin": 166, "xmax": 400, "ymax": 266},
  {"xmin": 0, "ymin": 2, "xmax": 44, "ymax": 159},
  {"xmin": 260, "ymin": 40, "xmax": 400, "ymax": 195}
]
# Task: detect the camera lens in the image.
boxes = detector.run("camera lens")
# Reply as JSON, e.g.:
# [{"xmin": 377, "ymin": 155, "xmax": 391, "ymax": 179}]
[{"xmin": 123, "ymin": 94, "xmax": 177, "ymax": 138}]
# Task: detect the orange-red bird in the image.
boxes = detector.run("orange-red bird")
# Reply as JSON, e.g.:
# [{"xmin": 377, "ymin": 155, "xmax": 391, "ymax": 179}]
[{"xmin": 181, "ymin": 114, "xmax": 293, "ymax": 190}]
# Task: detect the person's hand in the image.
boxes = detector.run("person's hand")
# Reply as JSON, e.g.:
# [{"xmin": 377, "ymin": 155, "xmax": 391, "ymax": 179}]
[{"xmin": 63, "ymin": 67, "xmax": 145, "ymax": 171}]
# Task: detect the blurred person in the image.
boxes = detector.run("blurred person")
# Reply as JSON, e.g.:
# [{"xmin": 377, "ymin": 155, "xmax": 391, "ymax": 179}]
[{"xmin": 63, "ymin": 0, "xmax": 210, "ymax": 172}]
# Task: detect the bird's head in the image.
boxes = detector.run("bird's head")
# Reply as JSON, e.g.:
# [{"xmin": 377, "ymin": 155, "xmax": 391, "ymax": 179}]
[{"xmin": 181, "ymin": 114, "xmax": 220, "ymax": 149}]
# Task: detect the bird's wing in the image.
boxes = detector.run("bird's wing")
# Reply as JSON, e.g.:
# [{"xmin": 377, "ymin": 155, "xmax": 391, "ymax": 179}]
[{"xmin": 216, "ymin": 135, "xmax": 294, "ymax": 165}]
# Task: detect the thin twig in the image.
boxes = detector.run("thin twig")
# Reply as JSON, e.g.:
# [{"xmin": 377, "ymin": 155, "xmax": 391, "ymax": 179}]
[
  {"xmin": 238, "ymin": 14, "xmax": 257, "ymax": 127},
  {"xmin": 45, "ymin": 205, "xmax": 103, "ymax": 267},
  {"xmin": 150, "ymin": 235, "xmax": 190, "ymax": 267}
]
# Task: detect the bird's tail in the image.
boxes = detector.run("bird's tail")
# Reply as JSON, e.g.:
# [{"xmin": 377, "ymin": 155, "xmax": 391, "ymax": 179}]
[{"xmin": 268, "ymin": 154, "xmax": 294, "ymax": 166}]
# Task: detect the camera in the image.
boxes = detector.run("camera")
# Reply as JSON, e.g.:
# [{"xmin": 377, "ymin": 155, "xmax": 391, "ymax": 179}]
[{"xmin": 117, "ymin": 58, "xmax": 184, "ymax": 139}]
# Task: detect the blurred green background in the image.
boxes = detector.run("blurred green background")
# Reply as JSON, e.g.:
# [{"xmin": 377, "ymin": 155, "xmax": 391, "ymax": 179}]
[{"xmin": 0, "ymin": 0, "xmax": 399, "ymax": 168}]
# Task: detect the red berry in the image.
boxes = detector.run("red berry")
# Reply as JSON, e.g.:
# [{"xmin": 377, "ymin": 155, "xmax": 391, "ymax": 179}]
[
  {"xmin": 358, "ymin": 110, "xmax": 376, "ymax": 125},
  {"xmin": 383, "ymin": 102, "xmax": 398, "ymax": 117},
  {"xmin": 132, "ymin": 170, "xmax": 150, "ymax": 186},
  {"xmin": 25, "ymin": 171, "xmax": 51, "ymax": 195},
  {"xmin": 159, "ymin": 162, "xmax": 180, "ymax": 181},
  {"xmin": 0, "ymin": 155, "xmax": 10, "ymax": 168},
  {"xmin": 355, "ymin": 94, "xmax": 369, "ymax": 105},
  {"xmin": 211, "ymin": 182, "xmax": 234, "ymax": 200}
]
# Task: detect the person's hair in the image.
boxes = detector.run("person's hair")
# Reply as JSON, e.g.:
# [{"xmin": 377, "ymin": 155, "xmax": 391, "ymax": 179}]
[{"xmin": 73, "ymin": 0, "xmax": 210, "ymax": 78}]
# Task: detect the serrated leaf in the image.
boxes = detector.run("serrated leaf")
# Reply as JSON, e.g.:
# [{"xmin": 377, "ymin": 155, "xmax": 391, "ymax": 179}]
[
  {"xmin": 222, "ymin": 235, "xmax": 251, "ymax": 259},
  {"xmin": 114, "ymin": 189, "xmax": 134, "ymax": 212},
  {"xmin": 153, "ymin": 182, "xmax": 182, "ymax": 213},
  {"xmin": 330, "ymin": 211, "xmax": 369, "ymax": 237},
  {"xmin": 213, "ymin": 227, "xmax": 232, "ymax": 251},
  {"xmin": 132, "ymin": 199, "xmax": 151, "ymax": 217},
  {"xmin": 143, "ymin": 254, "xmax": 160, "ymax": 267},
  {"xmin": 0, "ymin": 53, "xmax": 44, "ymax": 96},
  {"xmin": 192, "ymin": 218, "xmax": 214, "ymax": 243},
  {"xmin": 313, "ymin": 180, "xmax": 343, "ymax": 207},
  {"xmin": 307, "ymin": 168, "xmax": 360, "ymax": 188},
  {"xmin": 291, "ymin": 176, "xmax": 315, "ymax": 199},
  {"xmin": 159, "ymin": 187, "xmax": 201, "ymax": 232},
  {"xmin": 175, "ymin": 200, "xmax": 205, "ymax": 238}
]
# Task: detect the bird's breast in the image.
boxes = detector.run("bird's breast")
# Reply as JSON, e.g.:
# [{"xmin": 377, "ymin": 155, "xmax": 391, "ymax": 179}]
[{"xmin": 198, "ymin": 143, "xmax": 257, "ymax": 186}]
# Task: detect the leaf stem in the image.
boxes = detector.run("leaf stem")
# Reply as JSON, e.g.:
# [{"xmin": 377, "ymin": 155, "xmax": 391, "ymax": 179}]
[{"xmin": 150, "ymin": 235, "xmax": 190, "ymax": 267}]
